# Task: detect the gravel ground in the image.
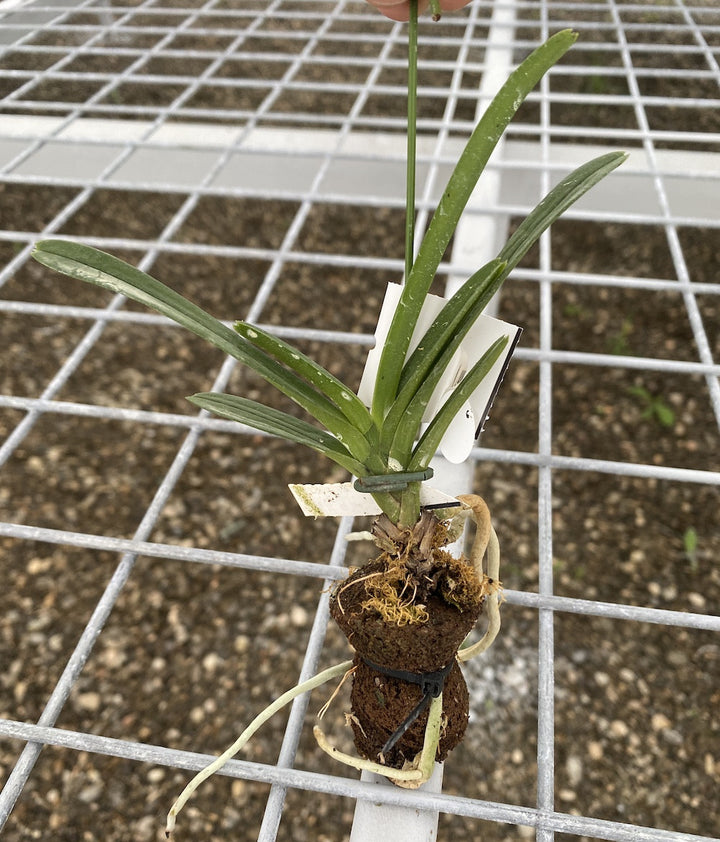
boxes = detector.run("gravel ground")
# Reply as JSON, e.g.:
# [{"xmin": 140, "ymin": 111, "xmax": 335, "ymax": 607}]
[{"xmin": 2, "ymin": 3, "xmax": 720, "ymax": 841}]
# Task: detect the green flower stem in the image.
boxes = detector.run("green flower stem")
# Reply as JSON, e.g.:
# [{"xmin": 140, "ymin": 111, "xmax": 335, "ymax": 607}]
[{"xmin": 405, "ymin": 0, "xmax": 419, "ymax": 282}]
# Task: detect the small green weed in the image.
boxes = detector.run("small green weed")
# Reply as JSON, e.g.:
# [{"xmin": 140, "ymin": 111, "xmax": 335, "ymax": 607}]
[
  {"xmin": 683, "ymin": 526, "xmax": 699, "ymax": 571},
  {"xmin": 627, "ymin": 385, "xmax": 675, "ymax": 428},
  {"xmin": 563, "ymin": 301, "xmax": 588, "ymax": 319},
  {"xmin": 608, "ymin": 316, "xmax": 634, "ymax": 356}
]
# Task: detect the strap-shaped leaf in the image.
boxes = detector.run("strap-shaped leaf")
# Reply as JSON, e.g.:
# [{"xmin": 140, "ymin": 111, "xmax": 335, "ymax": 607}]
[
  {"xmin": 187, "ymin": 393, "xmax": 367, "ymax": 476},
  {"xmin": 498, "ymin": 151, "xmax": 628, "ymax": 274},
  {"xmin": 234, "ymin": 321, "xmax": 375, "ymax": 434},
  {"xmin": 409, "ymin": 335, "xmax": 509, "ymax": 471},
  {"xmin": 371, "ymin": 29, "xmax": 578, "ymax": 422},
  {"xmin": 33, "ymin": 240, "xmax": 246, "ymax": 357},
  {"xmin": 381, "ymin": 259, "xmax": 506, "ymax": 460},
  {"xmin": 386, "ymin": 339, "xmax": 460, "ymax": 466},
  {"xmin": 32, "ymin": 240, "xmax": 369, "ymax": 460},
  {"xmin": 397, "ymin": 258, "xmax": 506, "ymax": 394}
]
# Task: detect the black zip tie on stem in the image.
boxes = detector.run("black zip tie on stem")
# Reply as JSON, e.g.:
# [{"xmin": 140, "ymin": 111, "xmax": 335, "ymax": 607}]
[
  {"xmin": 353, "ymin": 467, "xmax": 433, "ymax": 494},
  {"xmin": 361, "ymin": 656, "xmax": 454, "ymax": 757}
]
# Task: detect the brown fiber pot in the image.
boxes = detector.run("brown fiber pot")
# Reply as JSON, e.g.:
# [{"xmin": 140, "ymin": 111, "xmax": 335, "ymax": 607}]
[{"xmin": 329, "ymin": 558, "xmax": 483, "ymax": 769}]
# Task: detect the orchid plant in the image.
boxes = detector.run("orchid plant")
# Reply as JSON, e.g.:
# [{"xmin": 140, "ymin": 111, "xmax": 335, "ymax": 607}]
[{"xmin": 31, "ymin": 5, "xmax": 626, "ymax": 834}]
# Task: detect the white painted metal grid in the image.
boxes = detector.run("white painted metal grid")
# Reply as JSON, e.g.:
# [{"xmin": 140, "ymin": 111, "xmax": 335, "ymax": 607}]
[{"xmin": 1, "ymin": 0, "xmax": 719, "ymax": 840}]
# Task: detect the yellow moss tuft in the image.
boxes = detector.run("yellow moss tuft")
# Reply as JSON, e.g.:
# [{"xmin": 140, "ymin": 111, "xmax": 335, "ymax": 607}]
[
  {"xmin": 360, "ymin": 555, "xmax": 430, "ymax": 626},
  {"xmin": 436, "ymin": 549, "xmax": 484, "ymax": 611}
]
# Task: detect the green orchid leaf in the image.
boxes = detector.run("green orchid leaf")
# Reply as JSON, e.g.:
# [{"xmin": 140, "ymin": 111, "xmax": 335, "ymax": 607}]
[
  {"xmin": 397, "ymin": 258, "xmax": 506, "ymax": 394},
  {"xmin": 385, "ymin": 152, "xmax": 628, "ymax": 465},
  {"xmin": 409, "ymin": 335, "xmax": 509, "ymax": 471},
  {"xmin": 380, "ymin": 258, "xmax": 506, "ymax": 460},
  {"xmin": 187, "ymin": 393, "xmax": 367, "ymax": 476},
  {"xmin": 32, "ymin": 240, "xmax": 369, "ymax": 459},
  {"xmin": 388, "ymin": 313, "xmax": 496, "ymax": 466},
  {"xmin": 386, "ymin": 153, "xmax": 627, "ymax": 477},
  {"xmin": 371, "ymin": 29, "xmax": 578, "ymax": 422},
  {"xmin": 33, "ymin": 240, "xmax": 244, "ymax": 357},
  {"xmin": 498, "ymin": 151, "xmax": 628, "ymax": 273},
  {"xmin": 234, "ymin": 321, "xmax": 375, "ymax": 435},
  {"xmin": 386, "ymin": 340, "xmax": 459, "ymax": 467}
]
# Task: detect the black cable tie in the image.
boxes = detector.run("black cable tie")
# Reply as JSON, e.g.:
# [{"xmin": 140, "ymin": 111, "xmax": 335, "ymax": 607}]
[
  {"xmin": 353, "ymin": 467, "xmax": 434, "ymax": 494},
  {"xmin": 360, "ymin": 656, "xmax": 454, "ymax": 757},
  {"xmin": 382, "ymin": 693, "xmax": 433, "ymax": 757}
]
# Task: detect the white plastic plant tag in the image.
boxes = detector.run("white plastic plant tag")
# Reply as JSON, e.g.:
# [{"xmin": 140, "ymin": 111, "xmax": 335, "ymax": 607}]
[
  {"xmin": 445, "ymin": 311, "xmax": 521, "ymax": 459},
  {"xmin": 358, "ymin": 282, "xmax": 521, "ymax": 462},
  {"xmin": 434, "ymin": 395, "xmax": 475, "ymax": 463},
  {"xmin": 289, "ymin": 482, "xmax": 460, "ymax": 518}
]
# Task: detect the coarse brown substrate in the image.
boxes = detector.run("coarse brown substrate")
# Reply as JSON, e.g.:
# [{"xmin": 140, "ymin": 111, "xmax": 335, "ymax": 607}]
[
  {"xmin": 329, "ymin": 518, "xmax": 484, "ymax": 770},
  {"xmin": 348, "ymin": 656, "xmax": 470, "ymax": 768}
]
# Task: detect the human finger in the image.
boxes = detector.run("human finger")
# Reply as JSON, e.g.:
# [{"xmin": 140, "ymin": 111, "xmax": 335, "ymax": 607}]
[{"xmin": 365, "ymin": 0, "xmax": 472, "ymax": 22}]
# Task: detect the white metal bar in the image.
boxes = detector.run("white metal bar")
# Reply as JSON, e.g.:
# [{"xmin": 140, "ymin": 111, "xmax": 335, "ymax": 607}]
[
  {"xmin": 2, "ymin": 715, "xmax": 719, "ymax": 842},
  {"xmin": 608, "ymin": 0, "xmax": 720, "ymax": 430},
  {"xmin": 535, "ymin": 6, "xmax": 555, "ymax": 839},
  {"xmin": 350, "ymin": 765, "xmax": 444, "ymax": 842},
  {"xmin": 2, "ymin": 512, "xmax": 720, "ymax": 638}
]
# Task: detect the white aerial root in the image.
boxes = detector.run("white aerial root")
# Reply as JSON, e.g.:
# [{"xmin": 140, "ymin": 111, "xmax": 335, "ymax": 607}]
[
  {"xmin": 345, "ymin": 530, "xmax": 375, "ymax": 542},
  {"xmin": 165, "ymin": 659, "xmax": 353, "ymax": 838},
  {"xmin": 313, "ymin": 692, "xmax": 444, "ymax": 789},
  {"xmin": 457, "ymin": 525, "xmax": 501, "ymax": 661},
  {"xmin": 456, "ymin": 494, "xmax": 502, "ymax": 663}
]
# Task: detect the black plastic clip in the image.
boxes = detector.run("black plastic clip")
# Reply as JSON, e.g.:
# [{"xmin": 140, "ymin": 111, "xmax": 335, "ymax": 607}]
[{"xmin": 353, "ymin": 467, "xmax": 434, "ymax": 494}]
